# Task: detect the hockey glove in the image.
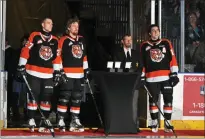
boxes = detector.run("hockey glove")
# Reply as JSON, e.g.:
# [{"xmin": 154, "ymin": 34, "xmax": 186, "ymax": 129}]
[
  {"xmin": 60, "ymin": 69, "xmax": 69, "ymax": 84},
  {"xmin": 53, "ymin": 70, "xmax": 61, "ymax": 86},
  {"xmin": 84, "ymin": 69, "xmax": 91, "ymax": 82},
  {"xmin": 140, "ymin": 76, "xmax": 146, "ymax": 88},
  {"xmin": 169, "ymin": 72, "xmax": 179, "ymax": 87},
  {"xmin": 16, "ymin": 65, "xmax": 27, "ymax": 78}
]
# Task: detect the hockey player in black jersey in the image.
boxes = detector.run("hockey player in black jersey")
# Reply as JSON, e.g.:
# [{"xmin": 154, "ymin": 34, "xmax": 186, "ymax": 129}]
[
  {"xmin": 140, "ymin": 24, "xmax": 179, "ymax": 133},
  {"xmin": 17, "ymin": 18, "xmax": 61, "ymax": 133},
  {"xmin": 54, "ymin": 17, "xmax": 89, "ymax": 132}
]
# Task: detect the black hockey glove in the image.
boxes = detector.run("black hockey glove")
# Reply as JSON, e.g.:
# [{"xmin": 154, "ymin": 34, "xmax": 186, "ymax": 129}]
[
  {"xmin": 169, "ymin": 72, "xmax": 179, "ymax": 87},
  {"xmin": 16, "ymin": 65, "xmax": 27, "ymax": 78},
  {"xmin": 60, "ymin": 69, "xmax": 68, "ymax": 84},
  {"xmin": 53, "ymin": 70, "xmax": 61, "ymax": 86},
  {"xmin": 140, "ymin": 76, "xmax": 146, "ymax": 88},
  {"xmin": 84, "ymin": 69, "xmax": 91, "ymax": 82}
]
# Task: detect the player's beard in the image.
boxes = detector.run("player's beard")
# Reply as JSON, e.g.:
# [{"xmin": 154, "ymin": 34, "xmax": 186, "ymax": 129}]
[
  {"xmin": 72, "ymin": 31, "xmax": 78, "ymax": 36},
  {"xmin": 69, "ymin": 32, "xmax": 78, "ymax": 38}
]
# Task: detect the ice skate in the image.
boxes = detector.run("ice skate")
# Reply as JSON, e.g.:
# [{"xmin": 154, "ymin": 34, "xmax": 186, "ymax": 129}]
[
  {"xmin": 57, "ymin": 117, "xmax": 66, "ymax": 132},
  {"xmin": 28, "ymin": 118, "xmax": 36, "ymax": 132},
  {"xmin": 164, "ymin": 120, "xmax": 174, "ymax": 133},
  {"xmin": 38, "ymin": 118, "xmax": 53, "ymax": 133},
  {"xmin": 148, "ymin": 119, "xmax": 159, "ymax": 133},
  {"xmin": 69, "ymin": 114, "xmax": 84, "ymax": 132}
]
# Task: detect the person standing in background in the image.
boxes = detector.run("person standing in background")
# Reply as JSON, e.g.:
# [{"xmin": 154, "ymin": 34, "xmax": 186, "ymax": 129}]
[{"xmin": 114, "ymin": 34, "xmax": 142, "ymax": 133}]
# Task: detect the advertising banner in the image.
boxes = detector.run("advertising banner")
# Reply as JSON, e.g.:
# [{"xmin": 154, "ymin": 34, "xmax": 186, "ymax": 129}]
[{"xmin": 183, "ymin": 75, "xmax": 205, "ymax": 116}]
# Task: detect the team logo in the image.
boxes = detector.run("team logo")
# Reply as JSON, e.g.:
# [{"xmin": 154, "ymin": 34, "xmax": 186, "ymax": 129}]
[
  {"xmin": 39, "ymin": 46, "xmax": 53, "ymax": 61},
  {"xmin": 71, "ymin": 45, "xmax": 83, "ymax": 59},
  {"xmin": 150, "ymin": 49, "xmax": 164, "ymax": 62}
]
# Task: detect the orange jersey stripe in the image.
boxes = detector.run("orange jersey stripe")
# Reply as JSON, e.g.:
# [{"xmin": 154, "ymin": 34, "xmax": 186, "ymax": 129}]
[
  {"xmin": 20, "ymin": 32, "xmax": 40, "ymax": 59},
  {"xmin": 64, "ymin": 67, "xmax": 84, "ymax": 73},
  {"xmin": 40, "ymin": 103, "xmax": 51, "ymax": 108},
  {"xmin": 150, "ymin": 106, "xmax": 158, "ymax": 110},
  {"xmin": 162, "ymin": 39, "xmax": 178, "ymax": 67},
  {"xmin": 146, "ymin": 70, "xmax": 170, "ymax": 78},
  {"xmin": 20, "ymin": 47, "xmax": 30, "ymax": 59},
  {"xmin": 57, "ymin": 105, "xmax": 67, "ymax": 110},
  {"xmin": 26, "ymin": 64, "xmax": 53, "ymax": 74},
  {"xmin": 27, "ymin": 103, "xmax": 37, "ymax": 107},
  {"xmin": 70, "ymin": 107, "xmax": 80, "ymax": 110},
  {"xmin": 58, "ymin": 36, "xmax": 68, "ymax": 49},
  {"xmin": 27, "ymin": 32, "xmax": 40, "ymax": 46},
  {"xmin": 52, "ymin": 56, "xmax": 62, "ymax": 64},
  {"xmin": 164, "ymin": 107, "xmax": 172, "ymax": 110},
  {"xmin": 52, "ymin": 35, "xmax": 58, "ymax": 41},
  {"xmin": 52, "ymin": 36, "xmax": 68, "ymax": 65}
]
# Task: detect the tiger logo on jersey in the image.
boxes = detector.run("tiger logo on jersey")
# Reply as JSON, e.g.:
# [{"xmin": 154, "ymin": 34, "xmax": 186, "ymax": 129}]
[
  {"xmin": 39, "ymin": 46, "xmax": 53, "ymax": 61},
  {"xmin": 150, "ymin": 49, "xmax": 164, "ymax": 62},
  {"xmin": 71, "ymin": 45, "xmax": 83, "ymax": 59}
]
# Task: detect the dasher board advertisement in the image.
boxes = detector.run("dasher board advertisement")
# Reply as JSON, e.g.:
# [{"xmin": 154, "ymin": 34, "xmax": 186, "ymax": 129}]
[{"xmin": 183, "ymin": 75, "xmax": 205, "ymax": 116}]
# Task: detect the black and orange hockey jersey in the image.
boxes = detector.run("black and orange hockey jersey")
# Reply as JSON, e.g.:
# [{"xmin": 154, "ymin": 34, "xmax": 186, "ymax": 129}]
[
  {"xmin": 18, "ymin": 31, "xmax": 59, "ymax": 78},
  {"xmin": 53, "ymin": 35, "xmax": 88, "ymax": 79},
  {"xmin": 140, "ymin": 39, "xmax": 178, "ymax": 82}
]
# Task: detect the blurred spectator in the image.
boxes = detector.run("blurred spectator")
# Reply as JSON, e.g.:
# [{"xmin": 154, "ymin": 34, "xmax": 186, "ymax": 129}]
[
  {"xmin": 186, "ymin": 12, "xmax": 204, "ymax": 45},
  {"xmin": 191, "ymin": 41, "xmax": 205, "ymax": 72},
  {"xmin": 185, "ymin": 12, "xmax": 205, "ymax": 72},
  {"xmin": 11, "ymin": 34, "xmax": 29, "ymax": 121},
  {"xmin": 4, "ymin": 38, "xmax": 16, "ymax": 120},
  {"xmin": 192, "ymin": 9, "xmax": 204, "ymax": 26}
]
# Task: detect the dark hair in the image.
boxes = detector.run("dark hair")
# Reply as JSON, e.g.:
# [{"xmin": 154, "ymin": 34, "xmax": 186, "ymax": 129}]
[
  {"xmin": 189, "ymin": 12, "xmax": 197, "ymax": 17},
  {"xmin": 41, "ymin": 17, "xmax": 52, "ymax": 24},
  {"xmin": 148, "ymin": 24, "xmax": 160, "ymax": 34},
  {"xmin": 66, "ymin": 17, "xmax": 80, "ymax": 29},
  {"xmin": 20, "ymin": 34, "xmax": 29, "ymax": 48},
  {"xmin": 122, "ymin": 34, "xmax": 131, "ymax": 40},
  {"xmin": 188, "ymin": 12, "xmax": 198, "ymax": 19}
]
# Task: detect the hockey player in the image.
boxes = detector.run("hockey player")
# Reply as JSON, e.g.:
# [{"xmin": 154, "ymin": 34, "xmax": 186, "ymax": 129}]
[
  {"xmin": 17, "ymin": 18, "xmax": 61, "ymax": 133},
  {"xmin": 140, "ymin": 24, "xmax": 179, "ymax": 133},
  {"xmin": 54, "ymin": 17, "xmax": 89, "ymax": 132}
]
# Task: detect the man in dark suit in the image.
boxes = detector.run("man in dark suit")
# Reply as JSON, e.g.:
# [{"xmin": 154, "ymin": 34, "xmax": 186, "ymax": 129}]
[
  {"xmin": 114, "ymin": 34, "xmax": 142, "ymax": 132},
  {"xmin": 114, "ymin": 34, "xmax": 141, "ymax": 72}
]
